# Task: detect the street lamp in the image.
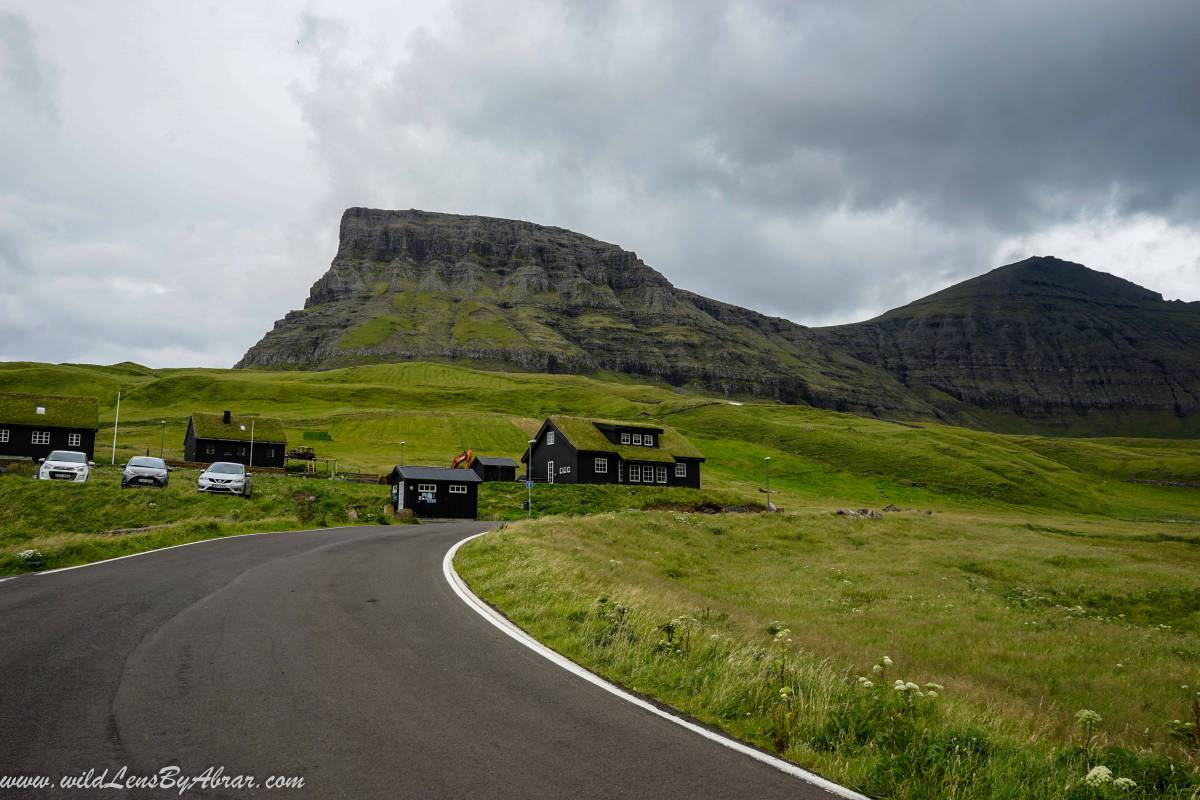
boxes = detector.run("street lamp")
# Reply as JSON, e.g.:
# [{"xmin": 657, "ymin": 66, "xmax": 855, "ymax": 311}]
[
  {"xmin": 159, "ymin": 420, "xmax": 166, "ymax": 459},
  {"xmin": 526, "ymin": 438, "xmax": 537, "ymax": 517},
  {"xmin": 764, "ymin": 456, "xmax": 772, "ymax": 512},
  {"xmin": 400, "ymin": 441, "xmax": 406, "ymax": 466}
]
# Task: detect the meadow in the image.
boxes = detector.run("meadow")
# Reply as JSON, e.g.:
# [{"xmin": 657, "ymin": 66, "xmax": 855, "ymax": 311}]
[{"xmin": 2, "ymin": 359, "xmax": 1199, "ymax": 796}]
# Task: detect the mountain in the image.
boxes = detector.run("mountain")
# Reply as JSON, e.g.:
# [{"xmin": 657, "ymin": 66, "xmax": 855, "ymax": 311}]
[
  {"xmin": 237, "ymin": 208, "xmax": 933, "ymax": 418},
  {"xmin": 237, "ymin": 209, "xmax": 1200, "ymax": 436},
  {"xmin": 813, "ymin": 256, "xmax": 1200, "ymax": 436}
]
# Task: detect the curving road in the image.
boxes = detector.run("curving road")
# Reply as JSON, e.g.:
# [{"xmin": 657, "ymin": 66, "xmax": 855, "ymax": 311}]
[{"xmin": 0, "ymin": 524, "xmax": 848, "ymax": 799}]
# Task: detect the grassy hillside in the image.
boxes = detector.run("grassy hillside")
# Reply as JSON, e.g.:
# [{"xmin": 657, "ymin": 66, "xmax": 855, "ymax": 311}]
[{"xmin": 1, "ymin": 360, "xmax": 1198, "ymax": 522}]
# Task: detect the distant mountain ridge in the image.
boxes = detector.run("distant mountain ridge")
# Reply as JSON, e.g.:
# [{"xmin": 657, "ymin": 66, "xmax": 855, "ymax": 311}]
[{"xmin": 237, "ymin": 208, "xmax": 1200, "ymax": 436}]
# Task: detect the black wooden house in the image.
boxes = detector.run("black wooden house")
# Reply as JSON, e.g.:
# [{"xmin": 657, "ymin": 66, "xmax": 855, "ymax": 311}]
[
  {"xmin": 184, "ymin": 411, "xmax": 287, "ymax": 467},
  {"xmin": 471, "ymin": 455, "xmax": 519, "ymax": 482},
  {"xmin": 521, "ymin": 415, "xmax": 704, "ymax": 488},
  {"xmin": 388, "ymin": 466, "xmax": 481, "ymax": 519},
  {"xmin": 0, "ymin": 393, "xmax": 100, "ymax": 461}
]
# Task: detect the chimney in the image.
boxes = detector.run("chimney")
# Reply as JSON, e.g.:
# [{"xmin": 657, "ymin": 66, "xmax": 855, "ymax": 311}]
[{"xmin": 223, "ymin": 410, "xmax": 231, "ymax": 424}]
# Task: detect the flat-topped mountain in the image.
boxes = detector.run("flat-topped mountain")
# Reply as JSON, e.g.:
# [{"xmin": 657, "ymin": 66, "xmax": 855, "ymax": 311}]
[
  {"xmin": 237, "ymin": 208, "xmax": 931, "ymax": 417},
  {"xmin": 238, "ymin": 210, "xmax": 1200, "ymax": 436}
]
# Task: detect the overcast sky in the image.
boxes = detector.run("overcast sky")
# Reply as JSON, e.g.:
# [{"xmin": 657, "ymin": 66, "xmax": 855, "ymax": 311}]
[{"xmin": 2, "ymin": 1, "xmax": 1198, "ymax": 368}]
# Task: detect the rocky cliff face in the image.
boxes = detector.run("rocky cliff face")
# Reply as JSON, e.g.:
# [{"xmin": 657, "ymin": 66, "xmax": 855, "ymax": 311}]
[
  {"xmin": 238, "ymin": 210, "xmax": 1200, "ymax": 435},
  {"xmin": 813, "ymin": 257, "xmax": 1200, "ymax": 435}
]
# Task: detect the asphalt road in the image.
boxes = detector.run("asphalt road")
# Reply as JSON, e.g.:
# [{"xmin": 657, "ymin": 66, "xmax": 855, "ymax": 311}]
[{"xmin": 0, "ymin": 524, "xmax": 845, "ymax": 799}]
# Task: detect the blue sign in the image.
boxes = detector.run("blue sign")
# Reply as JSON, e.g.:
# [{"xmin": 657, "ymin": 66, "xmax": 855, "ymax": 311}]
[{"xmin": 525, "ymin": 480, "xmax": 533, "ymax": 489}]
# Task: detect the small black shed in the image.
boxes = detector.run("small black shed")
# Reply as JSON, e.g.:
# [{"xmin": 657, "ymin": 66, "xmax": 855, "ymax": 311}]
[
  {"xmin": 184, "ymin": 411, "xmax": 287, "ymax": 468},
  {"xmin": 0, "ymin": 392, "xmax": 100, "ymax": 461},
  {"xmin": 470, "ymin": 455, "xmax": 519, "ymax": 482},
  {"xmin": 388, "ymin": 465, "xmax": 482, "ymax": 519}
]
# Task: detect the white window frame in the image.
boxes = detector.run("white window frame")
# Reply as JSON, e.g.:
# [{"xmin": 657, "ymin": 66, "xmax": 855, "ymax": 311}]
[
  {"xmin": 68, "ymin": 433, "xmax": 81, "ymax": 447},
  {"xmin": 31, "ymin": 430, "xmax": 50, "ymax": 446},
  {"xmin": 0, "ymin": 429, "xmax": 8, "ymax": 443},
  {"xmin": 417, "ymin": 483, "xmax": 438, "ymax": 493},
  {"xmin": 206, "ymin": 445, "xmax": 215, "ymax": 455},
  {"xmin": 657, "ymin": 465, "xmax": 668, "ymax": 484},
  {"xmin": 632, "ymin": 433, "xmax": 642, "ymax": 445},
  {"xmin": 546, "ymin": 430, "xmax": 555, "ymax": 445},
  {"xmin": 594, "ymin": 457, "xmax": 608, "ymax": 474},
  {"xmin": 448, "ymin": 484, "xmax": 467, "ymax": 494},
  {"xmin": 547, "ymin": 460, "xmax": 555, "ymax": 484},
  {"xmin": 620, "ymin": 432, "xmax": 630, "ymax": 444},
  {"xmin": 644, "ymin": 434, "xmax": 654, "ymax": 447},
  {"xmin": 675, "ymin": 462, "xmax": 686, "ymax": 477},
  {"xmin": 629, "ymin": 464, "xmax": 642, "ymax": 483}
]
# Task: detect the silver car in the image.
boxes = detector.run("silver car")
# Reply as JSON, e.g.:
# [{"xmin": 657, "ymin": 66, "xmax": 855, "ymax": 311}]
[
  {"xmin": 36, "ymin": 450, "xmax": 94, "ymax": 483},
  {"xmin": 198, "ymin": 462, "xmax": 253, "ymax": 497},
  {"xmin": 122, "ymin": 456, "xmax": 171, "ymax": 488}
]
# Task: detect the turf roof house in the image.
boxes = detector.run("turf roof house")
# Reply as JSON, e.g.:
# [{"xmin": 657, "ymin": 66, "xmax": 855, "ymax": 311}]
[
  {"xmin": 523, "ymin": 416, "xmax": 704, "ymax": 487},
  {"xmin": 184, "ymin": 411, "xmax": 287, "ymax": 468},
  {"xmin": 0, "ymin": 392, "xmax": 100, "ymax": 461}
]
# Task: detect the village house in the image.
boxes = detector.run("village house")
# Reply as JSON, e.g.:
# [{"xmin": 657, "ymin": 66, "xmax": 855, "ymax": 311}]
[
  {"xmin": 521, "ymin": 415, "xmax": 704, "ymax": 487},
  {"xmin": 470, "ymin": 455, "xmax": 519, "ymax": 482},
  {"xmin": 388, "ymin": 465, "xmax": 481, "ymax": 519},
  {"xmin": 184, "ymin": 411, "xmax": 287, "ymax": 468},
  {"xmin": 0, "ymin": 392, "xmax": 100, "ymax": 461}
]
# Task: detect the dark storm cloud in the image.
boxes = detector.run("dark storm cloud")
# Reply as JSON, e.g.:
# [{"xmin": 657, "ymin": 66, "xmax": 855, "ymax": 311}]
[{"xmin": 295, "ymin": 0, "xmax": 1200, "ymax": 324}]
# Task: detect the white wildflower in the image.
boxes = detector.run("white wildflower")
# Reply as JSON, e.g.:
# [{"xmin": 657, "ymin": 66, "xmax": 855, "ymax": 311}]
[
  {"xmin": 1084, "ymin": 766, "xmax": 1113, "ymax": 787},
  {"xmin": 1075, "ymin": 709, "xmax": 1102, "ymax": 726},
  {"xmin": 882, "ymin": 656, "xmax": 893, "ymax": 667},
  {"xmin": 872, "ymin": 664, "xmax": 883, "ymax": 674},
  {"xmin": 1113, "ymin": 777, "xmax": 1136, "ymax": 790}
]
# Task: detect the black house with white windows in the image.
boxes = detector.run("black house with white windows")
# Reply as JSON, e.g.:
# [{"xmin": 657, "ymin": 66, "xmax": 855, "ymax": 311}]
[
  {"xmin": 521, "ymin": 415, "xmax": 704, "ymax": 488},
  {"xmin": 0, "ymin": 393, "xmax": 100, "ymax": 461},
  {"xmin": 388, "ymin": 465, "xmax": 481, "ymax": 519}
]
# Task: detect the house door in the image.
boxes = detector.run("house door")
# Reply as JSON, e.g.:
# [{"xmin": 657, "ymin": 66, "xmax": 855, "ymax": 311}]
[{"xmin": 547, "ymin": 460, "xmax": 555, "ymax": 484}]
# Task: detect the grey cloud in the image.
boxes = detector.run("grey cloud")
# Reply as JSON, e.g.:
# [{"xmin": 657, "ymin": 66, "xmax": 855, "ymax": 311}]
[{"xmin": 0, "ymin": 10, "xmax": 57, "ymax": 120}]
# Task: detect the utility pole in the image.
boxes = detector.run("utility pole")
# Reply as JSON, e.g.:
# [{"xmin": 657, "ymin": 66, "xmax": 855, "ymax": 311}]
[
  {"xmin": 110, "ymin": 391, "xmax": 121, "ymax": 465},
  {"xmin": 764, "ymin": 456, "xmax": 772, "ymax": 512},
  {"xmin": 159, "ymin": 420, "xmax": 166, "ymax": 459},
  {"xmin": 249, "ymin": 419, "xmax": 255, "ymax": 470}
]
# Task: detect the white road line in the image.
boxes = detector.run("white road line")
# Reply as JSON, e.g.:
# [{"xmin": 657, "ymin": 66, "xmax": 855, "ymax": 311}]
[
  {"xmin": 29, "ymin": 527, "xmax": 346, "ymax": 577},
  {"xmin": 443, "ymin": 532, "xmax": 871, "ymax": 800}
]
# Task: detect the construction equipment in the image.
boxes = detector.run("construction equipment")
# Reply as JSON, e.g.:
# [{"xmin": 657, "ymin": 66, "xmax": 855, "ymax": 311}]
[{"xmin": 450, "ymin": 449, "xmax": 474, "ymax": 469}]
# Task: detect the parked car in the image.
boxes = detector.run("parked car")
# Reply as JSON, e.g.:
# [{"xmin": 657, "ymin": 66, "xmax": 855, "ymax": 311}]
[
  {"xmin": 198, "ymin": 462, "xmax": 252, "ymax": 497},
  {"xmin": 121, "ymin": 456, "xmax": 171, "ymax": 488},
  {"xmin": 35, "ymin": 450, "xmax": 94, "ymax": 483}
]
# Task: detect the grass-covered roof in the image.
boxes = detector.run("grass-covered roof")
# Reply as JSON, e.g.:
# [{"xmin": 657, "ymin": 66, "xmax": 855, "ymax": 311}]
[
  {"xmin": 0, "ymin": 392, "xmax": 99, "ymax": 429},
  {"xmin": 190, "ymin": 412, "xmax": 287, "ymax": 443},
  {"xmin": 548, "ymin": 415, "xmax": 704, "ymax": 463}
]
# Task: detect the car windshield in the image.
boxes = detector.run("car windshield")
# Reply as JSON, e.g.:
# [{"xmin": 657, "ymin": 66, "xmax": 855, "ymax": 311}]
[
  {"xmin": 47, "ymin": 451, "xmax": 86, "ymax": 463},
  {"xmin": 208, "ymin": 463, "xmax": 244, "ymax": 475},
  {"xmin": 129, "ymin": 457, "xmax": 164, "ymax": 468}
]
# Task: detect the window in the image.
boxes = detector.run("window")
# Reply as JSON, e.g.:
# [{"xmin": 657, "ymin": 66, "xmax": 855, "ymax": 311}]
[
  {"xmin": 594, "ymin": 458, "xmax": 608, "ymax": 474},
  {"xmin": 449, "ymin": 484, "xmax": 467, "ymax": 494},
  {"xmin": 657, "ymin": 466, "xmax": 668, "ymax": 484},
  {"xmin": 675, "ymin": 462, "xmax": 687, "ymax": 477},
  {"xmin": 31, "ymin": 431, "xmax": 50, "ymax": 445},
  {"xmin": 206, "ymin": 446, "xmax": 215, "ymax": 455},
  {"xmin": 632, "ymin": 433, "xmax": 642, "ymax": 445},
  {"xmin": 68, "ymin": 433, "xmax": 81, "ymax": 447},
  {"xmin": 0, "ymin": 429, "xmax": 8, "ymax": 443},
  {"xmin": 546, "ymin": 430, "xmax": 555, "ymax": 445},
  {"xmin": 644, "ymin": 434, "xmax": 654, "ymax": 447},
  {"xmin": 629, "ymin": 464, "xmax": 642, "ymax": 483},
  {"xmin": 417, "ymin": 483, "xmax": 437, "ymax": 493},
  {"xmin": 620, "ymin": 432, "xmax": 630, "ymax": 444}
]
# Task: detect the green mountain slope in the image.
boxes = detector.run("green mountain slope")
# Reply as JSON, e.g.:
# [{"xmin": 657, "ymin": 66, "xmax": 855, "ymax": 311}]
[{"xmin": 814, "ymin": 256, "xmax": 1200, "ymax": 436}]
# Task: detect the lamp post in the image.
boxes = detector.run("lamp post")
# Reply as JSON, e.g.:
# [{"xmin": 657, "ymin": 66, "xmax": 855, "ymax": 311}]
[
  {"xmin": 159, "ymin": 420, "xmax": 166, "ymax": 459},
  {"xmin": 526, "ymin": 438, "xmax": 537, "ymax": 517},
  {"xmin": 400, "ymin": 441, "xmax": 406, "ymax": 467},
  {"xmin": 764, "ymin": 456, "xmax": 772, "ymax": 512}
]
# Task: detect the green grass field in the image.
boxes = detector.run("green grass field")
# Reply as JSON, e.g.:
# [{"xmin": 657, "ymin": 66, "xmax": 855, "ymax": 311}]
[{"xmin": 2, "ymin": 358, "xmax": 1199, "ymax": 796}]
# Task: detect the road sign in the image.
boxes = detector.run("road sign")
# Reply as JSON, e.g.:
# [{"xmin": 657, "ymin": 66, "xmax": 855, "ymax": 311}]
[{"xmin": 525, "ymin": 480, "xmax": 533, "ymax": 489}]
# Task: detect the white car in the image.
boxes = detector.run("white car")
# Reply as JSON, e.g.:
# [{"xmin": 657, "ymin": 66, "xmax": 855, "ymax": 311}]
[
  {"xmin": 36, "ymin": 450, "xmax": 94, "ymax": 483},
  {"xmin": 198, "ymin": 461, "xmax": 253, "ymax": 497}
]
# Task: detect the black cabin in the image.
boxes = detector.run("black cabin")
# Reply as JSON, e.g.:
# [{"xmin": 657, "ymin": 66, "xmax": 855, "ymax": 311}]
[
  {"xmin": 184, "ymin": 411, "xmax": 287, "ymax": 468},
  {"xmin": 521, "ymin": 415, "xmax": 704, "ymax": 488},
  {"xmin": 0, "ymin": 393, "xmax": 100, "ymax": 461},
  {"xmin": 388, "ymin": 466, "xmax": 482, "ymax": 519},
  {"xmin": 471, "ymin": 455, "xmax": 519, "ymax": 482}
]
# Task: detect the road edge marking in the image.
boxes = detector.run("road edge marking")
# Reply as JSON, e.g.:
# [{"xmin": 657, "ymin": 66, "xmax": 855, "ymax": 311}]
[
  {"xmin": 443, "ymin": 531, "xmax": 871, "ymax": 800},
  {"xmin": 28, "ymin": 526, "xmax": 353, "ymax": 577}
]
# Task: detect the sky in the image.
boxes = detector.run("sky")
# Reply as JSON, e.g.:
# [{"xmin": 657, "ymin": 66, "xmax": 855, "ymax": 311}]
[{"xmin": 1, "ymin": 1, "xmax": 1198, "ymax": 368}]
